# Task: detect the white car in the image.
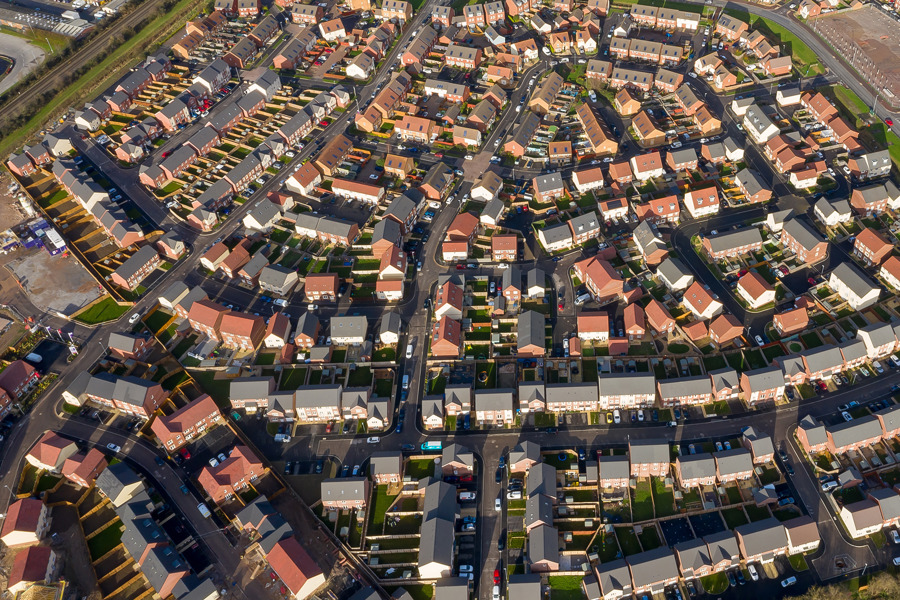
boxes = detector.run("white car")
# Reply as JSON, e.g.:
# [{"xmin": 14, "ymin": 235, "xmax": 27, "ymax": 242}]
[
  {"xmin": 516, "ymin": 105, "xmax": 521, "ymax": 112},
  {"xmin": 367, "ymin": 436, "xmax": 380, "ymax": 444},
  {"xmin": 459, "ymin": 491, "xmax": 476, "ymax": 501},
  {"xmin": 748, "ymin": 565, "xmax": 759, "ymax": 581},
  {"xmin": 494, "ymin": 139, "xmax": 501, "ymax": 146},
  {"xmin": 755, "ymin": 335, "xmax": 765, "ymax": 346},
  {"xmin": 688, "ymin": 72, "xmax": 698, "ymax": 78},
  {"xmin": 209, "ymin": 458, "xmax": 219, "ymax": 467},
  {"xmin": 507, "ymin": 490, "xmax": 522, "ymax": 500},
  {"xmin": 495, "ymin": 497, "xmax": 502, "ymax": 511},
  {"xmin": 106, "ymin": 443, "xmax": 121, "ymax": 453},
  {"xmin": 369, "ymin": 173, "xmax": 379, "ymax": 180},
  {"xmin": 842, "ymin": 411, "xmax": 853, "ymax": 422},
  {"xmin": 492, "ymin": 587, "xmax": 500, "ymax": 600},
  {"xmin": 637, "ymin": 410, "xmax": 645, "ymax": 422},
  {"xmin": 541, "ymin": 46, "xmax": 551, "ymax": 55},
  {"xmin": 308, "ymin": 304, "xmax": 318, "ymax": 311},
  {"xmin": 128, "ymin": 312, "xmax": 141, "ymax": 324},
  {"xmin": 459, "ymin": 565, "xmax": 474, "ymax": 573},
  {"xmin": 613, "ymin": 409, "xmax": 621, "ymax": 424},
  {"xmin": 498, "ymin": 263, "xmax": 509, "ymax": 269},
  {"xmin": 428, "ymin": 201, "xmax": 441, "ymax": 209},
  {"xmin": 464, "ymin": 154, "xmax": 474, "ymax": 160}
]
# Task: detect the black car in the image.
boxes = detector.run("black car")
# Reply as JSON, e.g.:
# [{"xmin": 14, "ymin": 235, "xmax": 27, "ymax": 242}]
[
  {"xmin": 496, "ymin": 469, "xmax": 502, "ymax": 483},
  {"xmin": 402, "ymin": 444, "xmax": 415, "ymax": 451},
  {"xmin": 736, "ymin": 569, "xmax": 746, "ymax": 585},
  {"xmin": 784, "ymin": 462, "xmax": 795, "ymax": 475},
  {"xmin": 778, "ymin": 450, "xmax": 789, "ymax": 462},
  {"xmin": 497, "ymin": 536, "xmax": 505, "ymax": 551},
  {"xmin": 315, "ymin": 461, "xmax": 324, "ymax": 473},
  {"xmin": 546, "ymin": 427, "xmax": 558, "ymax": 434},
  {"xmin": 284, "ymin": 461, "xmax": 293, "ymax": 474},
  {"xmin": 154, "ymin": 456, "xmax": 165, "ymax": 467},
  {"xmin": 727, "ymin": 571, "xmax": 737, "ymax": 588}
]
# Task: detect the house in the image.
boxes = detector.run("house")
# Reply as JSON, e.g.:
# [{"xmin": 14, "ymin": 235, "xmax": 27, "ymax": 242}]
[
  {"xmin": 829, "ymin": 262, "xmax": 880, "ymax": 310},
  {"xmin": 510, "ymin": 441, "xmax": 542, "ymax": 473},
  {"xmin": 715, "ymin": 448, "xmax": 754, "ymax": 482},
  {"xmin": 61, "ymin": 448, "xmax": 107, "ymax": 488},
  {"xmin": 740, "ymin": 366, "xmax": 785, "ymax": 405},
  {"xmin": 528, "ymin": 72, "xmax": 563, "ymax": 115},
  {"xmin": 646, "ymin": 299, "xmax": 676, "ymax": 336},
  {"xmin": 0, "ymin": 499, "xmax": 51, "ymax": 548},
  {"xmin": 574, "ymin": 257, "xmax": 624, "ymax": 301},
  {"xmin": 259, "ymin": 265, "xmax": 299, "ymax": 297},
  {"xmin": 702, "ymin": 228, "xmax": 763, "ymax": 260},
  {"xmin": 773, "ymin": 307, "xmax": 809, "ymax": 337},
  {"xmin": 26, "ymin": 432, "xmax": 78, "ymax": 473},
  {"xmin": 546, "ymin": 382, "xmax": 599, "ymax": 413},
  {"xmin": 517, "ymin": 310, "xmax": 546, "ymax": 357},
  {"xmin": 150, "ymin": 394, "xmax": 220, "ymax": 452},
  {"xmin": 629, "ymin": 439, "xmax": 670, "ymax": 478},
  {"xmin": 442, "ymin": 443, "xmax": 474, "ymax": 477},
  {"xmin": 849, "ymin": 150, "xmax": 892, "ymax": 180},
  {"xmin": 598, "ymin": 373, "xmax": 656, "ymax": 409},
  {"xmin": 595, "ymin": 455, "xmax": 630, "ymax": 491},
  {"xmin": 527, "ymin": 463, "xmax": 558, "ymax": 500},
  {"xmin": 734, "ymin": 518, "xmax": 788, "ymax": 563},
  {"xmin": 198, "ymin": 446, "xmax": 265, "ymax": 504},
  {"xmin": 528, "ymin": 525, "xmax": 560, "ymax": 572},
  {"xmin": 304, "ymin": 273, "xmax": 339, "ymax": 302},
  {"xmin": 624, "ymin": 303, "xmax": 646, "ymax": 339},
  {"xmin": 633, "ymin": 222, "xmax": 668, "ymax": 267},
  {"xmin": 740, "ymin": 426, "xmax": 775, "ymax": 464},
  {"xmin": 431, "ymin": 316, "xmax": 462, "ymax": 359},
  {"xmin": 592, "ymin": 560, "xmax": 632, "ymax": 600},
  {"xmin": 684, "ymin": 186, "xmax": 720, "ymax": 219},
  {"xmin": 853, "ymin": 227, "xmax": 892, "ymax": 266},
  {"xmin": 526, "ymin": 268, "xmax": 546, "ymax": 299},
  {"xmin": 331, "ymin": 316, "xmax": 368, "ymax": 345},
  {"xmin": 657, "ymin": 375, "xmax": 712, "ymax": 407},
  {"xmin": 444, "ymin": 44, "xmax": 482, "ymax": 70},
  {"xmin": 682, "ymin": 282, "xmax": 723, "ymax": 320},
  {"xmin": 263, "ymin": 313, "xmax": 292, "ymax": 349},
  {"xmin": 781, "ymin": 218, "xmax": 829, "ymax": 264},
  {"xmin": 635, "ymin": 196, "xmax": 681, "ymax": 225},
  {"xmin": 656, "ymin": 257, "xmax": 693, "ymax": 292},
  {"xmin": 826, "ymin": 415, "xmax": 883, "ymax": 455},
  {"xmin": 859, "ymin": 322, "xmax": 899, "ymax": 360},
  {"xmin": 475, "ymin": 389, "xmax": 515, "ymax": 425},
  {"xmin": 735, "ymin": 169, "xmax": 772, "ymax": 204},
  {"xmin": 779, "ymin": 516, "xmax": 819, "ymax": 556},
  {"xmin": 6, "ymin": 545, "xmax": 58, "ymax": 594},
  {"xmin": 715, "ymin": 14, "xmax": 748, "ymax": 40},
  {"xmin": 628, "ymin": 548, "xmax": 680, "ymax": 595},
  {"xmin": 518, "ymin": 383, "xmax": 546, "ymax": 414},
  {"xmin": 614, "ymin": 88, "xmax": 641, "ymax": 116},
  {"xmin": 736, "ymin": 271, "xmax": 775, "ymax": 309},
  {"xmin": 492, "ymin": 235, "xmax": 518, "ymax": 262},
  {"xmin": 630, "ymin": 152, "xmax": 666, "ymax": 182},
  {"xmin": 219, "ymin": 312, "xmax": 265, "ymax": 350},
  {"xmin": 675, "ymin": 538, "xmax": 713, "ymax": 580},
  {"xmin": 840, "ymin": 500, "xmax": 884, "ymax": 538},
  {"xmin": 111, "ymin": 245, "xmax": 161, "ymax": 291},
  {"xmin": 83, "ymin": 373, "xmax": 166, "ymax": 418},
  {"xmin": 266, "ymin": 537, "xmax": 326, "ymax": 600},
  {"xmin": 320, "ymin": 478, "xmax": 370, "ymax": 509},
  {"xmin": 851, "ymin": 184, "xmax": 892, "ymax": 216},
  {"xmin": 676, "ymin": 453, "xmax": 717, "ymax": 488},
  {"xmin": 743, "ymin": 104, "xmax": 779, "ymax": 144},
  {"xmin": 95, "ymin": 462, "xmax": 144, "ymax": 507},
  {"xmin": 869, "ymin": 488, "xmax": 900, "ymax": 527}
]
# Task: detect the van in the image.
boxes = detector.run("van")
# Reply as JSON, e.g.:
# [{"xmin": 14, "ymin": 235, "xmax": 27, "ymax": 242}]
[
  {"xmin": 273, "ymin": 298, "xmax": 288, "ymax": 307},
  {"xmin": 197, "ymin": 503, "xmax": 212, "ymax": 518},
  {"xmin": 575, "ymin": 292, "xmax": 592, "ymax": 306},
  {"xmin": 406, "ymin": 344, "xmax": 414, "ymax": 359},
  {"xmin": 402, "ymin": 375, "xmax": 410, "ymax": 390}
]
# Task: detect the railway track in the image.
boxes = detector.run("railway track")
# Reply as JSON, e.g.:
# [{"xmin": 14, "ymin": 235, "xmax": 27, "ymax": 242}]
[{"xmin": 0, "ymin": 0, "xmax": 168, "ymax": 132}]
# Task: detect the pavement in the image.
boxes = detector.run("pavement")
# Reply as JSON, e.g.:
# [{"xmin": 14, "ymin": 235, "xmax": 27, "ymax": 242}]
[{"xmin": 0, "ymin": 32, "xmax": 45, "ymax": 96}]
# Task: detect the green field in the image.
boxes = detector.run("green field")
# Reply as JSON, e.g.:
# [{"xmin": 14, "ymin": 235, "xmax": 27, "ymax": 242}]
[
  {"xmin": 73, "ymin": 298, "xmax": 130, "ymax": 324},
  {"xmin": 725, "ymin": 9, "xmax": 823, "ymax": 76}
]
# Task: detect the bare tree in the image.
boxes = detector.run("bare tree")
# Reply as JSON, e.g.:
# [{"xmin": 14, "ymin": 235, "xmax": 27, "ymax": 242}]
[{"xmin": 861, "ymin": 572, "xmax": 900, "ymax": 599}]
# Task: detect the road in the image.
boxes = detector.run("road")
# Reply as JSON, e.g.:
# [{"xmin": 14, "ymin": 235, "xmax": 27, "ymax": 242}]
[{"xmin": 0, "ymin": 32, "xmax": 45, "ymax": 96}]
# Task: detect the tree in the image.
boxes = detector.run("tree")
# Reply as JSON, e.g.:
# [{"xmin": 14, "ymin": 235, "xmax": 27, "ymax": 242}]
[
  {"xmin": 796, "ymin": 585, "xmax": 851, "ymax": 600},
  {"xmin": 862, "ymin": 572, "xmax": 900, "ymax": 599}
]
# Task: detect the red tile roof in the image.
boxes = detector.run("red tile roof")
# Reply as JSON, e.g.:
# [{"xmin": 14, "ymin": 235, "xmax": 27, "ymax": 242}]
[
  {"xmin": 266, "ymin": 536, "xmax": 323, "ymax": 595},
  {"xmin": 737, "ymin": 271, "xmax": 773, "ymax": 301},
  {"xmin": 8, "ymin": 546, "xmax": 51, "ymax": 588},
  {"xmin": 1, "ymin": 499, "xmax": 44, "ymax": 539},
  {"xmin": 219, "ymin": 312, "xmax": 264, "ymax": 339},
  {"xmin": 577, "ymin": 313, "xmax": 609, "ymax": 334},
  {"xmin": 61, "ymin": 448, "xmax": 107, "ymax": 486},
  {"xmin": 188, "ymin": 299, "xmax": 230, "ymax": 329},
  {"xmin": 27, "ymin": 431, "xmax": 75, "ymax": 469},
  {"xmin": 150, "ymin": 394, "xmax": 219, "ymax": 442},
  {"xmin": 304, "ymin": 273, "xmax": 339, "ymax": 294}
]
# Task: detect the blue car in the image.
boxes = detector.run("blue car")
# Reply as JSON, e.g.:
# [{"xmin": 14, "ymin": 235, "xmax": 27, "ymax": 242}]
[{"xmin": 408, "ymin": 147, "xmax": 419, "ymax": 153}]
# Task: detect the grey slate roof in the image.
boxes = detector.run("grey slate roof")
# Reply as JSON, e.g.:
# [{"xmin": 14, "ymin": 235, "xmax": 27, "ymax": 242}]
[
  {"xmin": 434, "ymin": 579, "xmax": 469, "ymax": 600},
  {"xmin": 596, "ymin": 559, "xmax": 632, "ymax": 597},
  {"xmin": 96, "ymin": 461, "xmax": 143, "ymax": 503},
  {"xmin": 525, "ymin": 492, "xmax": 554, "ymax": 530},
  {"xmin": 527, "ymin": 463, "xmax": 557, "ymax": 499},
  {"xmin": 742, "ymin": 366, "xmax": 783, "ymax": 392},
  {"xmin": 294, "ymin": 384, "xmax": 342, "ymax": 409},
  {"xmin": 598, "ymin": 373, "xmax": 656, "ymax": 397},
  {"xmin": 423, "ymin": 479, "xmax": 459, "ymax": 522},
  {"xmin": 704, "ymin": 228, "xmax": 762, "ymax": 254},
  {"xmin": 507, "ymin": 575, "xmax": 542, "ymax": 600},
  {"xmin": 597, "ymin": 455, "xmax": 629, "ymax": 482},
  {"xmin": 734, "ymin": 517, "xmax": 788, "ymax": 560},
  {"xmin": 677, "ymin": 453, "xmax": 716, "ymax": 481},
  {"xmin": 657, "ymin": 375, "xmax": 712, "ymax": 399},
  {"xmin": 418, "ymin": 517, "xmax": 455, "ymax": 568},
  {"xmin": 827, "ymin": 415, "xmax": 883, "ymax": 448},
  {"xmin": 517, "ymin": 310, "xmax": 545, "ymax": 351},
  {"xmin": 656, "ymin": 256, "xmax": 692, "ymax": 287},
  {"xmin": 799, "ymin": 414, "xmax": 828, "ymax": 446},
  {"xmin": 803, "ymin": 344, "xmax": 844, "ymax": 373},
  {"xmin": 115, "ymin": 245, "xmax": 159, "ymax": 281},
  {"xmin": 714, "ymin": 447, "xmax": 753, "ymax": 476},
  {"xmin": 876, "ymin": 404, "xmax": 900, "ymax": 433},
  {"xmin": 259, "ymin": 264, "xmax": 296, "ymax": 289},
  {"xmin": 475, "ymin": 388, "xmax": 515, "ymax": 412},
  {"xmin": 627, "ymin": 547, "xmax": 680, "ymax": 588},
  {"xmin": 442, "ymin": 443, "xmax": 474, "ymax": 468},
  {"xmin": 783, "ymin": 218, "xmax": 825, "ymax": 252},
  {"xmin": 569, "ymin": 211, "xmax": 600, "ymax": 236},
  {"xmin": 868, "ymin": 488, "xmax": 900, "ymax": 521},
  {"xmin": 369, "ymin": 451, "xmax": 402, "ymax": 478},
  {"xmin": 528, "ymin": 524, "xmax": 559, "ymax": 566},
  {"xmin": 321, "ymin": 477, "xmax": 367, "ymax": 503},
  {"xmin": 742, "ymin": 426, "xmax": 775, "ymax": 458},
  {"xmin": 674, "ymin": 538, "xmax": 712, "ymax": 577},
  {"xmin": 539, "ymin": 221, "xmax": 572, "ymax": 246},
  {"xmin": 230, "ymin": 377, "xmax": 275, "ymax": 401},
  {"xmin": 510, "ymin": 441, "xmax": 542, "ymax": 467},
  {"xmin": 704, "ymin": 530, "xmax": 739, "ymax": 566},
  {"xmin": 546, "ymin": 382, "xmax": 598, "ymax": 407},
  {"xmin": 629, "ymin": 439, "xmax": 670, "ymax": 464},
  {"xmin": 331, "ymin": 315, "xmax": 368, "ymax": 339}
]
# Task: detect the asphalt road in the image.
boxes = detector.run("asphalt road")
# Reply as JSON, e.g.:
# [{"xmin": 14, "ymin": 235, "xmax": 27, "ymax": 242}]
[{"xmin": 0, "ymin": 32, "xmax": 45, "ymax": 96}]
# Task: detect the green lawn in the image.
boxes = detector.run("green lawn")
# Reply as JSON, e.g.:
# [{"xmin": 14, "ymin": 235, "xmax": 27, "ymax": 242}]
[
  {"xmin": 374, "ymin": 378, "xmax": 394, "ymax": 397},
  {"xmin": 652, "ymin": 478, "xmax": 676, "ymax": 518},
  {"xmin": 548, "ymin": 575, "xmax": 586, "ymax": 600},
  {"xmin": 189, "ymin": 370, "xmax": 232, "ymax": 408},
  {"xmin": 725, "ymin": 10, "xmax": 823, "ymax": 75},
  {"xmin": 637, "ymin": 525, "xmax": 661, "ymax": 550},
  {"xmin": 405, "ymin": 459, "xmax": 435, "ymax": 480},
  {"xmin": 631, "ymin": 480, "xmax": 654, "ymax": 522},
  {"xmin": 142, "ymin": 309, "xmax": 171, "ymax": 333},
  {"xmin": 801, "ymin": 332, "xmax": 823, "ymax": 348},
  {"xmin": 745, "ymin": 504, "xmax": 771, "ymax": 522},
  {"xmin": 703, "ymin": 355, "xmax": 727, "ymax": 371},
  {"xmin": 700, "ymin": 572, "xmax": 728, "ymax": 595},
  {"xmin": 615, "ymin": 527, "xmax": 643, "ymax": 556},
  {"xmin": 87, "ymin": 524, "xmax": 124, "ymax": 560},
  {"xmin": 347, "ymin": 366, "xmax": 373, "ymax": 387},
  {"xmin": 368, "ymin": 485, "xmax": 399, "ymax": 534},
  {"xmin": 788, "ymin": 553, "xmax": 809, "ymax": 572},
  {"xmin": 721, "ymin": 507, "xmax": 748, "ymax": 529},
  {"xmin": 280, "ymin": 368, "xmax": 308, "ymax": 390},
  {"xmin": 725, "ymin": 485, "xmax": 743, "ymax": 504},
  {"xmin": 73, "ymin": 298, "xmax": 130, "ymax": 325}
]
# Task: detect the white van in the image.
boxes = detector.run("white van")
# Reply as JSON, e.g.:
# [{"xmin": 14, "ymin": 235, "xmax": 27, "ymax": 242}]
[
  {"xmin": 406, "ymin": 343, "xmax": 414, "ymax": 359},
  {"xmin": 197, "ymin": 503, "xmax": 212, "ymax": 518}
]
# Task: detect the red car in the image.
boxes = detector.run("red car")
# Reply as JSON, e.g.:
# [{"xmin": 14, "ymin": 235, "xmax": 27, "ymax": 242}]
[
  {"xmin": 493, "ymin": 570, "xmax": 500, "ymax": 585},
  {"xmin": 325, "ymin": 422, "xmax": 333, "ymax": 433},
  {"xmin": 558, "ymin": 301, "xmax": 564, "ymax": 310},
  {"xmin": 887, "ymin": 118, "xmax": 894, "ymax": 127},
  {"xmin": 522, "ymin": 206, "xmax": 529, "ymax": 212},
  {"xmin": 435, "ymin": 153, "xmax": 443, "ymax": 158},
  {"xmin": 456, "ymin": 264, "xmax": 465, "ymax": 270},
  {"xmin": 807, "ymin": 277, "xmax": 816, "ymax": 286},
  {"xmin": 319, "ymin": 120, "xmax": 329, "ymax": 127},
  {"xmin": 161, "ymin": 150, "xmax": 172, "ymax": 158},
  {"xmin": 460, "ymin": 474, "xmax": 474, "ymax": 482},
  {"xmin": 179, "ymin": 447, "xmax": 191, "ymax": 459}
]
